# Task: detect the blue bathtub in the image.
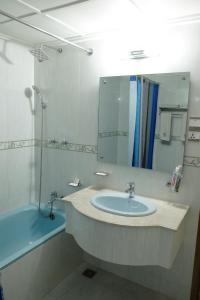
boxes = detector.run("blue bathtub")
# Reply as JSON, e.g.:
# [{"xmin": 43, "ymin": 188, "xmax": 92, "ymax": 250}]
[{"xmin": 0, "ymin": 204, "xmax": 65, "ymax": 269}]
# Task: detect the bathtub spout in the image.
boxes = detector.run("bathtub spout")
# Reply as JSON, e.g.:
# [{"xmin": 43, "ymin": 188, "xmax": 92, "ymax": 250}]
[
  {"xmin": 49, "ymin": 211, "xmax": 55, "ymax": 220},
  {"xmin": 48, "ymin": 191, "xmax": 57, "ymax": 220},
  {"xmin": 48, "ymin": 191, "xmax": 64, "ymax": 220}
]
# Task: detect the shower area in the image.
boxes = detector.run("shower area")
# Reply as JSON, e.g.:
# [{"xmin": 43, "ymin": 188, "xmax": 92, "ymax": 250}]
[
  {"xmin": 0, "ymin": 6, "xmax": 93, "ymax": 214},
  {"xmin": 0, "ymin": 4, "xmax": 93, "ymax": 299}
]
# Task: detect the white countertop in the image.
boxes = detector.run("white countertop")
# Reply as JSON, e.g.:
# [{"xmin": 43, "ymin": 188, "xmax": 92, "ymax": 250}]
[{"xmin": 63, "ymin": 186, "xmax": 189, "ymax": 231}]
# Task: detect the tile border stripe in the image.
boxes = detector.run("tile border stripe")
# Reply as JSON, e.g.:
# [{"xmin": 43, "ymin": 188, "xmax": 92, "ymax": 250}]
[
  {"xmin": 36, "ymin": 139, "xmax": 97, "ymax": 154},
  {"xmin": 0, "ymin": 139, "xmax": 35, "ymax": 150},
  {"xmin": 1, "ymin": 140, "xmax": 200, "ymax": 166},
  {"xmin": 98, "ymin": 131, "xmax": 128, "ymax": 138},
  {"xmin": 0, "ymin": 139, "xmax": 97, "ymax": 154}
]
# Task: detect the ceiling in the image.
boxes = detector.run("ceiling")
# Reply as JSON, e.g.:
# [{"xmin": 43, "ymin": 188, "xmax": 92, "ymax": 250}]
[{"xmin": 0, "ymin": 0, "xmax": 200, "ymax": 46}]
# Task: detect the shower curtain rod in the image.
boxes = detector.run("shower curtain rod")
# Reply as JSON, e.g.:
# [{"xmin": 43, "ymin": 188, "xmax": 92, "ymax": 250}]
[{"xmin": 0, "ymin": 9, "xmax": 93, "ymax": 55}]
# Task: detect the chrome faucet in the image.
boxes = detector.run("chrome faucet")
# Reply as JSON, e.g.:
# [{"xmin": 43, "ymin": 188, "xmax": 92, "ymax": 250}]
[
  {"xmin": 125, "ymin": 182, "xmax": 135, "ymax": 199},
  {"xmin": 48, "ymin": 191, "xmax": 64, "ymax": 220}
]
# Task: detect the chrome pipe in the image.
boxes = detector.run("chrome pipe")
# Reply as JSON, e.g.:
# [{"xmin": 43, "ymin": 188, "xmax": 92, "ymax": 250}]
[
  {"xmin": 38, "ymin": 107, "xmax": 44, "ymax": 212},
  {"xmin": 0, "ymin": 9, "xmax": 93, "ymax": 55}
]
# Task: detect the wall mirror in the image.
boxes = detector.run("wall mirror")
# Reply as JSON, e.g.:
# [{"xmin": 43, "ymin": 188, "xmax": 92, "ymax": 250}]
[{"xmin": 98, "ymin": 72, "xmax": 190, "ymax": 174}]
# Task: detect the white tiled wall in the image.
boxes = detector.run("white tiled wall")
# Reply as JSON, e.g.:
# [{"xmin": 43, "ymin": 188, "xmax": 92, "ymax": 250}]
[
  {"xmin": 35, "ymin": 22, "xmax": 200, "ymax": 300},
  {"xmin": 0, "ymin": 40, "xmax": 35, "ymax": 213}
]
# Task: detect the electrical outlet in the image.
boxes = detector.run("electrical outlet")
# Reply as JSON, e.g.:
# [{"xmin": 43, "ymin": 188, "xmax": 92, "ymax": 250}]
[{"xmin": 188, "ymin": 131, "xmax": 200, "ymax": 141}]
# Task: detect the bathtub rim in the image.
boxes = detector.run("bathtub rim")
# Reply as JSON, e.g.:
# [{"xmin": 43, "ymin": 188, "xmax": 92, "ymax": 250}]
[{"xmin": 0, "ymin": 204, "xmax": 66, "ymax": 270}]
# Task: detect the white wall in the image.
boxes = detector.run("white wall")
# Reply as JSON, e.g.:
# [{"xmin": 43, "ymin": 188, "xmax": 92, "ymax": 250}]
[
  {"xmin": 0, "ymin": 40, "xmax": 35, "ymax": 213},
  {"xmin": 35, "ymin": 22, "xmax": 200, "ymax": 300}
]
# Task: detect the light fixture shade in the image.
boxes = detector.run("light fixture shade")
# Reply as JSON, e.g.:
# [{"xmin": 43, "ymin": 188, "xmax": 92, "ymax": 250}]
[{"xmin": 129, "ymin": 50, "xmax": 148, "ymax": 59}]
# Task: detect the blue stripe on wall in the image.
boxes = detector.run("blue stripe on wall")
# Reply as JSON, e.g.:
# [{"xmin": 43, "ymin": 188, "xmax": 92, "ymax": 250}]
[
  {"xmin": 146, "ymin": 84, "xmax": 159, "ymax": 169},
  {"xmin": 130, "ymin": 75, "xmax": 137, "ymax": 81},
  {"xmin": 132, "ymin": 77, "xmax": 142, "ymax": 167}
]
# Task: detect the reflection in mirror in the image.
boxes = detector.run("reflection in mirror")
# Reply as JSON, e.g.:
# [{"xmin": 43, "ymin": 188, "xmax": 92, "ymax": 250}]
[{"xmin": 98, "ymin": 73, "xmax": 190, "ymax": 174}]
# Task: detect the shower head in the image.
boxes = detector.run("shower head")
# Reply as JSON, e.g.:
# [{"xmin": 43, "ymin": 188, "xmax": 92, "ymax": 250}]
[
  {"xmin": 29, "ymin": 44, "xmax": 62, "ymax": 62},
  {"xmin": 24, "ymin": 87, "xmax": 35, "ymax": 114},
  {"xmin": 24, "ymin": 87, "xmax": 32, "ymax": 98},
  {"xmin": 29, "ymin": 46, "xmax": 49, "ymax": 62}
]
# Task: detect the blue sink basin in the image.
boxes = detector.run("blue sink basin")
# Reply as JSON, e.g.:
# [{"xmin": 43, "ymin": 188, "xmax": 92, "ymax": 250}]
[{"xmin": 90, "ymin": 192, "xmax": 156, "ymax": 217}]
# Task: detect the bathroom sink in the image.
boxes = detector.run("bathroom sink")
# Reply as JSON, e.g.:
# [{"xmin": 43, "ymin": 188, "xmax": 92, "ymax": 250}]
[{"xmin": 90, "ymin": 192, "xmax": 156, "ymax": 217}]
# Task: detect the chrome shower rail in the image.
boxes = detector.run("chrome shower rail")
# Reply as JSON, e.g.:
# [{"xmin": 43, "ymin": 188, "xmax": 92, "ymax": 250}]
[{"xmin": 0, "ymin": 9, "xmax": 93, "ymax": 55}]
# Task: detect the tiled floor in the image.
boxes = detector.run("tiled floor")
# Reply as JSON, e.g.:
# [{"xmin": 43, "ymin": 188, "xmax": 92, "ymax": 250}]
[{"xmin": 43, "ymin": 264, "xmax": 172, "ymax": 300}]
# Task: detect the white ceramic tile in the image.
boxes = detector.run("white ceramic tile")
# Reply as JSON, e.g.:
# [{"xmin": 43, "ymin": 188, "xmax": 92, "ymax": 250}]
[
  {"xmin": 0, "ymin": 151, "xmax": 9, "ymax": 213},
  {"xmin": 0, "ymin": 41, "xmax": 34, "ymax": 213},
  {"xmin": 7, "ymin": 147, "xmax": 35, "ymax": 207},
  {"xmin": 0, "ymin": 41, "xmax": 34, "ymax": 141}
]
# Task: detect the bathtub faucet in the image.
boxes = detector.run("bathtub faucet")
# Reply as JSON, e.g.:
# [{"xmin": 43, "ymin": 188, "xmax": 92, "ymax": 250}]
[{"xmin": 48, "ymin": 191, "xmax": 64, "ymax": 220}]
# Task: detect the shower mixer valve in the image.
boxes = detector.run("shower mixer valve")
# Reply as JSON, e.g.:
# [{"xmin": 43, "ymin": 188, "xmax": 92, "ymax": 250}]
[
  {"xmin": 48, "ymin": 191, "xmax": 64, "ymax": 220},
  {"xmin": 61, "ymin": 139, "xmax": 68, "ymax": 145},
  {"xmin": 48, "ymin": 138, "xmax": 58, "ymax": 144}
]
